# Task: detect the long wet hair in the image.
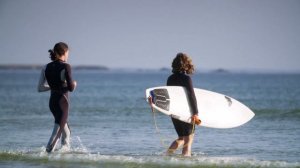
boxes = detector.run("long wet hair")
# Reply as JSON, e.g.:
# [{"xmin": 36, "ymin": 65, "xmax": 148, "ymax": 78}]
[
  {"xmin": 171, "ymin": 53, "xmax": 195, "ymax": 74},
  {"xmin": 48, "ymin": 42, "xmax": 69, "ymax": 61}
]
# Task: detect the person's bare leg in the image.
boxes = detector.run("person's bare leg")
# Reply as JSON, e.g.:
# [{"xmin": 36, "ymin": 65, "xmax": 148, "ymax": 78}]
[
  {"xmin": 61, "ymin": 123, "xmax": 71, "ymax": 149},
  {"xmin": 46, "ymin": 124, "xmax": 60, "ymax": 153},
  {"xmin": 182, "ymin": 133, "xmax": 194, "ymax": 157},
  {"xmin": 167, "ymin": 137, "xmax": 184, "ymax": 155}
]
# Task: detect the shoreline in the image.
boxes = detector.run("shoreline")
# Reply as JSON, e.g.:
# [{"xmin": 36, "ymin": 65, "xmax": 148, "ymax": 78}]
[
  {"xmin": 0, "ymin": 65, "xmax": 109, "ymax": 71},
  {"xmin": 0, "ymin": 64, "xmax": 299, "ymax": 74}
]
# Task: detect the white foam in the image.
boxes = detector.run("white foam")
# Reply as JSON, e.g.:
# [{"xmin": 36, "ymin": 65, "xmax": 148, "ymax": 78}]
[{"xmin": 1, "ymin": 148, "xmax": 299, "ymax": 168}]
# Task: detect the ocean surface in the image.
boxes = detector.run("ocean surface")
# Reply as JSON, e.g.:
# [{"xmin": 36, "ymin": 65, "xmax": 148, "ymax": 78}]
[{"xmin": 0, "ymin": 70, "xmax": 299, "ymax": 168}]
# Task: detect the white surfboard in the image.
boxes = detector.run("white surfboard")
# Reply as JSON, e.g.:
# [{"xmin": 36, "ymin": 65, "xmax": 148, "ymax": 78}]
[{"xmin": 146, "ymin": 86, "xmax": 255, "ymax": 129}]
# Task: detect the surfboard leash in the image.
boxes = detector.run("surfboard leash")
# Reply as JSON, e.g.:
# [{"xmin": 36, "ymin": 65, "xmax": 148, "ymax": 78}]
[
  {"xmin": 148, "ymin": 96, "xmax": 170, "ymax": 149},
  {"xmin": 148, "ymin": 96, "xmax": 197, "ymax": 152}
]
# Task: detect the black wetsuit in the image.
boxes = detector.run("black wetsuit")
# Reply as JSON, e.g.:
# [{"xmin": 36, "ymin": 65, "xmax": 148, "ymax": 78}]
[
  {"xmin": 45, "ymin": 60, "xmax": 75, "ymax": 151},
  {"xmin": 167, "ymin": 72, "xmax": 198, "ymax": 136}
]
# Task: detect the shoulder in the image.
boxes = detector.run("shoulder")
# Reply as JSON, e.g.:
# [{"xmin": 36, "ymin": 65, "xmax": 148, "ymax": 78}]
[
  {"xmin": 45, "ymin": 62, "xmax": 54, "ymax": 70},
  {"xmin": 46, "ymin": 62, "xmax": 53, "ymax": 66},
  {"xmin": 167, "ymin": 73, "xmax": 175, "ymax": 78},
  {"xmin": 184, "ymin": 74, "xmax": 191, "ymax": 80},
  {"xmin": 167, "ymin": 73, "xmax": 175, "ymax": 84},
  {"xmin": 178, "ymin": 73, "xmax": 190, "ymax": 79},
  {"xmin": 181, "ymin": 74, "xmax": 192, "ymax": 84},
  {"xmin": 167, "ymin": 73, "xmax": 177, "ymax": 81},
  {"xmin": 62, "ymin": 62, "xmax": 72, "ymax": 69}
]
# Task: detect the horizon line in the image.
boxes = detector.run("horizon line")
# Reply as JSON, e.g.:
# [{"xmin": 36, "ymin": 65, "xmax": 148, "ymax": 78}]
[{"xmin": 0, "ymin": 64, "xmax": 299, "ymax": 74}]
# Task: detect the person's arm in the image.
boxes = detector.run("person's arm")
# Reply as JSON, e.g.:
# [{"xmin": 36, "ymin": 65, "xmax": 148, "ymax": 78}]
[
  {"xmin": 37, "ymin": 66, "xmax": 50, "ymax": 92},
  {"xmin": 185, "ymin": 76, "xmax": 198, "ymax": 115},
  {"xmin": 64, "ymin": 64, "xmax": 76, "ymax": 92},
  {"xmin": 185, "ymin": 76, "xmax": 201, "ymax": 125}
]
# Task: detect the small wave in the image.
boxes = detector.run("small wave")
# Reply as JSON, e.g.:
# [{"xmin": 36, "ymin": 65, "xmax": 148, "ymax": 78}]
[{"xmin": 0, "ymin": 150, "xmax": 299, "ymax": 168}]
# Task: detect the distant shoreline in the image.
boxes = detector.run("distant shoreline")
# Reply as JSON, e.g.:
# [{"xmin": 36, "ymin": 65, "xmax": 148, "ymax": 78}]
[
  {"xmin": 0, "ymin": 64, "xmax": 109, "ymax": 71},
  {"xmin": 0, "ymin": 64, "xmax": 299, "ymax": 74},
  {"xmin": 0, "ymin": 65, "xmax": 230, "ymax": 73}
]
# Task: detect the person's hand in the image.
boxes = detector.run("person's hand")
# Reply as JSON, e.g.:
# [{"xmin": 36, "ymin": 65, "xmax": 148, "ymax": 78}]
[
  {"xmin": 192, "ymin": 115, "xmax": 201, "ymax": 125},
  {"xmin": 148, "ymin": 96, "xmax": 154, "ymax": 113}
]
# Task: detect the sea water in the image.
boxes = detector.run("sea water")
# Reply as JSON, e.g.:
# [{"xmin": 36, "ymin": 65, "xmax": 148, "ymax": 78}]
[{"xmin": 0, "ymin": 70, "xmax": 299, "ymax": 168}]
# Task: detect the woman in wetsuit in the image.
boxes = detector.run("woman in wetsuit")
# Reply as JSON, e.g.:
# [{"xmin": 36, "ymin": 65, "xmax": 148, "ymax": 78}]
[
  {"xmin": 38, "ymin": 42, "xmax": 76, "ymax": 153},
  {"xmin": 166, "ymin": 53, "xmax": 201, "ymax": 156}
]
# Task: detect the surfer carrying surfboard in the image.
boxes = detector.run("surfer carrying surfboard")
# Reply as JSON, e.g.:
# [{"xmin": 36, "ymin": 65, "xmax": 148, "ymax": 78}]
[
  {"xmin": 37, "ymin": 42, "xmax": 77, "ymax": 153},
  {"xmin": 166, "ymin": 53, "xmax": 201, "ymax": 156}
]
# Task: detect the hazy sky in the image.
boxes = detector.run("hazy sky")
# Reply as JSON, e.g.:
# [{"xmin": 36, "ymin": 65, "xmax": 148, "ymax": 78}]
[{"xmin": 0, "ymin": 0, "xmax": 299, "ymax": 72}]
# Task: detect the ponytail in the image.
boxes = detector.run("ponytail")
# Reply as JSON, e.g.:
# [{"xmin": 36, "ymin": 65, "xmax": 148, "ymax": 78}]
[{"xmin": 48, "ymin": 49, "xmax": 56, "ymax": 61}]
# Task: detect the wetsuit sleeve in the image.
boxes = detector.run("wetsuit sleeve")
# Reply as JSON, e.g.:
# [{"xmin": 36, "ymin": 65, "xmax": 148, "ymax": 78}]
[
  {"xmin": 65, "ymin": 64, "xmax": 76, "ymax": 92},
  {"xmin": 185, "ymin": 76, "xmax": 198, "ymax": 115},
  {"xmin": 37, "ymin": 65, "xmax": 50, "ymax": 92}
]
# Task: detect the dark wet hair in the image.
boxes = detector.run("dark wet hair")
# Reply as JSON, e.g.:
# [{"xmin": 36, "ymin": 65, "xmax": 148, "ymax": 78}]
[
  {"xmin": 48, "ymin": 42, "xmax": 69, "ymax": 61},
  {"xmin": 171, "ymin": 53, "xmax": 195, "ymax": 74}
]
